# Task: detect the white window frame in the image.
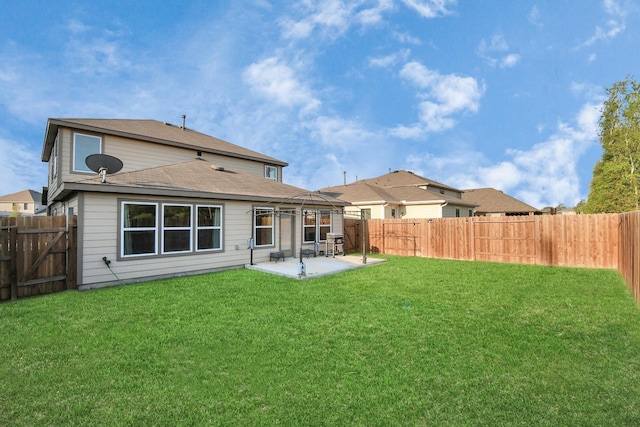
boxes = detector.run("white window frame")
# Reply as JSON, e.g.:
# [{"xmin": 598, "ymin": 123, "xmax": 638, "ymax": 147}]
[
  {"xmin": 51, "ymin": 136, "xmax": 58, "ymax": 180},
  {"xmin": 303, "ymin": 210, "xmax": 332, "ymax": 243},
  {"xmin": 121, "ymin": 201, "xmax": 159, "ymax": 258},
  {"xmin": 196, "ymin": 204, "xmax": 223, "ymax": 252},
  {"xmin": 303, "ymin": 210, "xmax": 317, "ymax": 244},
  {"xmin": 73, "ymin": 133, "xmax": 102, "ymax": 173},
  {"xmin": 265, "ymin": 165, "xmax": 277, "ymax": 181},
  {"xmin": 162, "ymin": 203, "xmax": 193, "ymax": 254},
  {"xmin": 254, "ymin": 207, "xmax": 274, "ymax": 247}
]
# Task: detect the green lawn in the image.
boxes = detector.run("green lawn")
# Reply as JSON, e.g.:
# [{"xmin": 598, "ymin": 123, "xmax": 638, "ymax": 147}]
[{"xmin": 2, "ymin": 256, "xmax": 640, "ymax": 426}]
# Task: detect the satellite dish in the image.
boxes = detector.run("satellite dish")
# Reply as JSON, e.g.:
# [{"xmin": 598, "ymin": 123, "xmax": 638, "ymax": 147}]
[{"xmin": 85, "ymin": 153, "xmax": 124, "ymax": 183}]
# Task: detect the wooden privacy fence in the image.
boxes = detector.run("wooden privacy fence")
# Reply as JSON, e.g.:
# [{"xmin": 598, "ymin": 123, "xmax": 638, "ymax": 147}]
[
  {"xmin": 0, "ymin": 216, "xmax": 77, "ymax": 301},
  {"xmin": 359, "ymin": 214, "xmax": 620, "ymax": 268}
]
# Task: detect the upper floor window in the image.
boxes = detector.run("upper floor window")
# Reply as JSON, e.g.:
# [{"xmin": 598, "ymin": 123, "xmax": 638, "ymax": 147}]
[
  {"xmin": 51, "ymin": 137, "xmax": 58, "ymax": 180},
  {"xmin": 73, "ymin": 133, "xmax": 102, "ymax": 173},
  {"xmin": 265, "ymin": 165, "xmax": 277, "ymax": 181}
]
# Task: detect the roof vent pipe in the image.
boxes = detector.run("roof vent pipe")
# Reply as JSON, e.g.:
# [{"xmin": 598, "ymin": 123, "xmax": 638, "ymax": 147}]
[
  {"xmin": 344, "ymin": 171, "xmax": 346, "ymax": 186},
  {"xmin": 181, "ymin": 115, "xmax": 186, "ymax": 130}
]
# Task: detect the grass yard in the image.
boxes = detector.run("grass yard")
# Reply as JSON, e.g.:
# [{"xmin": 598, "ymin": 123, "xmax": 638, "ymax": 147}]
[{"xmin": 2, "ymin": 256, "xmax": 640, "ymax": 426}]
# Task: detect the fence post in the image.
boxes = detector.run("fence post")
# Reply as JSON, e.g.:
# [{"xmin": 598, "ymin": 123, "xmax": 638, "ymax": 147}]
[{"xmin": 10, "ymin": 221, "xmax": 17, "ymax": 301}]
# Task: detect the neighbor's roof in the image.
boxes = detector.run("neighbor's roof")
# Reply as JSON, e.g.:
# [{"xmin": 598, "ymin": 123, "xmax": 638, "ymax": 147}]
[
  {"xmin": 0, "ymin": 189, "xmax": 42, "ymax": 203},
  {"xmin": 359, "ymin": 170, "xmax": 462, "ymax": 192},
  {"xmin": 320, "ymin": 181, "xmax": 475, "ymax": 207},
  {"xmin": 41, "ymin": 118, "xmax": 287, "ymax": 166},
  {"xmin": 462, "ymin": 188, "xmax": 539, "ymax": 214},
  {"xmin": 57, "ymin": 159, "xmax": 346, "ymax": 207}
]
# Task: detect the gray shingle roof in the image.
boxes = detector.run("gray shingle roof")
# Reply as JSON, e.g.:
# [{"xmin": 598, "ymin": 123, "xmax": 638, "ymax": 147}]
[
  {"xmin": 359, "ymin": 170, "xmax": 462, "ymax": 192},
  {"xmin": 320, "ymin": 181, "xmax": 475, "ymax": 206},
  {"xmin": 0, "ymin": 189, "xmax": 42, "ymax": 203},
  {"xmin": 63, "ymin": 159, "xmax": 345, "ymax": 207},
  {"xmin": 42, "ymin": 118, "xmax": 287, "ymax": 166},
  {"xmin": 462, "ymin": 188, "xmax": 539, "ymax": 214}
]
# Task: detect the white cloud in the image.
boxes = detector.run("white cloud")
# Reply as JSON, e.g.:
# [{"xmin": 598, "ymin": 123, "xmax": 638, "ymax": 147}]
[
  {"xmin": 528, "ymin": 6, "xmax": 543, "ymax": 29},
  {"xmin": 243, "ymin": 56, "xmax": 321, "ymax": 113},
  {"xmin": 368, "ymin": 49, "xmax": 410, "ymax": 68},
  {"xmin": 500, "ymin": 53, "xmax": 520, "ymax": 68},
  {"xmin": 280, "ymin": 0, "xmax": 395, "ymax": 40},
  {"xmin": 393, "ymin": 31, "xmax": 422, "ymax": 45},
  {"xmin": 477, "ymin": 34, "xmax": 520, "ymax": 68},
  {"xmin": 395, "ymin": 61, "xmax": 483, "ymax": 134},
  {"xmin": 401, "ymin": 0, "xmax": 456, "ymax": 18},
  {"xmin": 576, "ymin": 0, "xmax": 629, "ymax": 49}
]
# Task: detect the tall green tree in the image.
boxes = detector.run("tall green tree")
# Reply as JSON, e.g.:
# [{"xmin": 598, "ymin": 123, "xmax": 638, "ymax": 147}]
[{"xmin": 583, "ymin": 77, "xmax": 640, "ymax": 213}]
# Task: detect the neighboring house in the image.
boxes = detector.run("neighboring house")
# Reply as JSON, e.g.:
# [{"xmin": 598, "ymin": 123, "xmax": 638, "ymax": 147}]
[
  {"xmin": 0, "ymin": 189, "xmax": 46, "ymax": 216},
  {"xmin": 41, "ymin": 118, "xmax": 346, "ymax": 289},
  {"xmin": 461, "ymin": 188, "xmax": 539, "ymax": 216},
  {"xmin": 320, "ymin": 170, "xmax": 477, "ymax": 219}
]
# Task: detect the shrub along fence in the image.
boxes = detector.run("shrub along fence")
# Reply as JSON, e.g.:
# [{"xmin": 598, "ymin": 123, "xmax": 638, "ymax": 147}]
[
  {"xmin": 347, "ymin": 212, "xmax": 640, "ymax": 305},
  {"xmin": 0, "ymin": 216, "xmax": 77, "ymax": 301}
]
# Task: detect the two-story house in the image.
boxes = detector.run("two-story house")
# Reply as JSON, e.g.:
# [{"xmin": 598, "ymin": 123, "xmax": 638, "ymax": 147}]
[
  {"xmin": 41, "ymin": 118, "xmax": 346, "ymax": 289},
  {"xmin": 0, "ymin": 189, "xmax": 46, "ymax": 216},
  {"xmin": 320, "ymin": 170, "xmax": 477, "ymax": 219}
]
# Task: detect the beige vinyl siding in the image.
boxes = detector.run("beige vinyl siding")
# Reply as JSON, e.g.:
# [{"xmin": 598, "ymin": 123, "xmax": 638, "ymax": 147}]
[
  {"xmin": 78, "ymin": 193, "xmax": 344, "ymax": 288},
  {"xmin": 79, "ymin": 193, "xmax": 264, "ymax": 288},
  {"xmin": 105, "ymin": 134, "xmax": 268, "ymax": 177},
  {"xmin": 442, "ymin": 204, "xmax": 472, "ymax": 218},
  {"xmin": 53, "ymin": 128, "xmax": 272, "ymax": 190},
  {"xmin": 403, "ymin": 204, "xmax": 443, "ymax": 218}
]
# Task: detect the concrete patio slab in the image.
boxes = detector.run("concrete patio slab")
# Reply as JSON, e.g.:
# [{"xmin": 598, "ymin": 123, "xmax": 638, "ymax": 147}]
[{"xmin": 245, "ymin": 254, "xmax": 385, "ymax": 279}]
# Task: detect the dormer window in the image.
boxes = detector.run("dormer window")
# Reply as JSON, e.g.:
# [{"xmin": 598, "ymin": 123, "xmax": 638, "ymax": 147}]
[
  {"xmin": 265, "ymin": 165, "xmax": 277, "ymax": 181},
  {"xmin": 73, "ymin": 133, "xmax": 102, "ymax": 173}
]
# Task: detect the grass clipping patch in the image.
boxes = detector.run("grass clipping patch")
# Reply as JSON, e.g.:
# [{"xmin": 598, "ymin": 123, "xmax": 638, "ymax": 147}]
[{"xmin": 2, "ymin": 256, "xmax": 640, "ymax": 426}]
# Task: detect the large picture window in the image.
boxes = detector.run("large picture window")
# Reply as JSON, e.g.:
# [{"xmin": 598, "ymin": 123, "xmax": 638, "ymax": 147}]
[
  {"xmin": 122, "ymin": 202, "xmax": 158, "ymax": 257},
  {"xmin": 121, "ymin": 201, "xmax": 223, "ymax": 258},
  {"xmin": 197, "ymin": 205, "xmax": 222, "ymax": 251},
  {"xmin": 254, "ymin": 208, "xmax": 274, "ymax": 247},
  {"xmin": 163, "ymin": 204, "xmax": 192, "ymax": 253},
  {"xmin": 73, "ymin": 133, "xmax": 102, "ymax": 172}
]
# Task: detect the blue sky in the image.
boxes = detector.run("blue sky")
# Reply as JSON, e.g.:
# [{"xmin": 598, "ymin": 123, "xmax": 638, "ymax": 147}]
[{"xmin": 1, "ymin": 0, "xmax": 638, "ymax": 208}]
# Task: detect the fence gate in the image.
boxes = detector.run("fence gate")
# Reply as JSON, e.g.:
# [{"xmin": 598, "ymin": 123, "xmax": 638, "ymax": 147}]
[{"xmin": 0, "ymin": 216, "xmax": 77, "ymax": 301}]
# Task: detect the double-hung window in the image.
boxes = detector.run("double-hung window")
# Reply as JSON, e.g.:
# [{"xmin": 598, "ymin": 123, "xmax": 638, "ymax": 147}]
[
  {"xmin": 197, "ymin": 205, "xmax": 222, "ymax": 251},
  {"xmin": 265, "ymin": 165, "xmax": 277, "ymax": 180},
  {"xmin": 254, "ymin": 207, "xmax": 274, "ymax": 247},
  {"xmin": 73, "ymin": 133, "xmax": 102, "ymax": 173},
  {"xmin": 303, "ymin": 210, "xmax": 332, "ymax": 243},
  {"xmin": 163, "ymin": 204, "xmax": 192, "ymax": 254},
  {"xmin": 303, "ymin": 210, "xmax": 316, "ymax": 243},
  {"xmin": 122, "ymin": 202, "xmax": 158, "ymax": 257},
  {"xmin": 319, "ymin": 210, "xmax": 331, "ymax": 241}
]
